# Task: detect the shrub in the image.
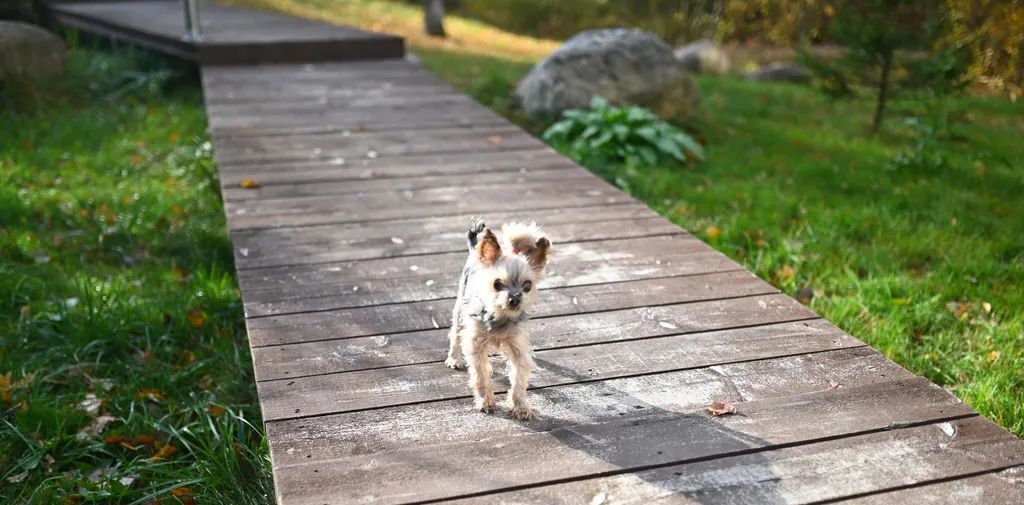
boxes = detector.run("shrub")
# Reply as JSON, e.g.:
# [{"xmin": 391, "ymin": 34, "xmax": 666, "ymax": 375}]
[{"xmin": 542, "ymin": 97, "xmax": 705, "ymax": 169}]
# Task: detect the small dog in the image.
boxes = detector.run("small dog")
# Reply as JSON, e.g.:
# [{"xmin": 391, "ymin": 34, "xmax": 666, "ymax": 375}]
[{"xmin": 445, "ymin": 218, "xmax": 551, "ymax": 420}]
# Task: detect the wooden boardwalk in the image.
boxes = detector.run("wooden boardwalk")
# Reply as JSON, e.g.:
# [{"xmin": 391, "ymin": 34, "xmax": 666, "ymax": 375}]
[
  {"xmin": 53, "ymin": 3, "xmax": 1024, "ymax": 504},
  {"xmin": 47, "ymin": 0, "xmax": 402, "ymax": 64}
]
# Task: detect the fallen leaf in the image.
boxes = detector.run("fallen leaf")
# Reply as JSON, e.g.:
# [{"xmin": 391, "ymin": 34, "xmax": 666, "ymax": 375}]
[
  {"xmin": 207, "ymin": 405, "xmax": 225, "ymax": 416},
  {"xmin": 178, "ymin": 351, "xmax": 195, "ymax": 367},
  {"xmin": 186, "ymin": 307, "xmax": 205, "ymax": 328},
  {"xmin": 104, "ymin": 434, "xmax": 128, "ymax": 445},
  {"xmin": 707, "ymin": 401, "xmax": 737, "ymax": 416},
  {"xmin": 775, "ymin": 265, "xmax": 795, "ymax": 282},
  {"xmin": 170, "ymin": 487, "xmax": 192, "ymax": 497},
  {"xmin": 136, "ymin": 389, "xmax": 165, "ymax": 402},
  {"xmin": 239, "ymin": 178, "xmax": 259, "ymax": 189},
  {"xmin": 149, "ymin": 443, "xmax": 177, "ymax": 461},
  {"xmin": 982, "ymin": 302, "xmax": 992, "ymax": 314},
  {"xmin": 987, "ymin": 350, "xmax": 1000, "ymax": 363},
  {"xmin": 705, "ymin": 226, "xmax": 721, "ymax": 240},
  {"xmin": 78, "ymin": 414, "xmax": 118, "ymax": 439},
  {"xmin": 486, "ymin": 135, "xmax": 503, "ymax": 144},
  {"xmin": 198, "ymin": 374, "xmax": 214, "ymax": 389},
  {"xmin": 169, "ymin": 132, "xmax": 180, "ymax": 142},
  {"xmin": 0, "ymin": 372, "xmax": 12, "ymax": 402}
]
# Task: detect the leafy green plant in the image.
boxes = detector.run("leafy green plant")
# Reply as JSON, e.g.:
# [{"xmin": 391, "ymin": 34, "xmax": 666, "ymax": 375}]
[{"xmin": 542, "ymin": 97, "xmax": 705, "ymax": 169}]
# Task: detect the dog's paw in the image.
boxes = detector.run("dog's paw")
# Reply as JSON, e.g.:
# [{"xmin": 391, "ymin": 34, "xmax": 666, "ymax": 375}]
[
  {"xmin": 475, "ymin": 397, "xmax": 497, "ymax": 414},
  {"xmin": 444, "ymin": 357, "xmax": 464, "ymax": 370},
  {"xmin": 508, "ymin": 405, "xmax": 534, "ymax": 421}
]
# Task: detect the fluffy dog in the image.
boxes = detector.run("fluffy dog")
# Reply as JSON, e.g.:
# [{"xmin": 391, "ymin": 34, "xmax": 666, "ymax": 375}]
[{"xmin": 445, "ymin": 218, "xmax": 551, "ymax": 420}]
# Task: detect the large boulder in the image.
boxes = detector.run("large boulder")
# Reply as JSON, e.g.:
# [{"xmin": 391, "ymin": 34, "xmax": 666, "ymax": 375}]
[
  {"xmin": 745, "ymin": 63, "xmax": 812, "ymax": 84},
  {"xmin": 674, "ymin": 39, "xmax": 730, "ymax": 75},
  {"xmin": 516, "ymin": 28, "xmax": 699, "ymax": 120},
  {"xmin": 0, "ymin": 21, "xmax": 67, "ymax": 80}
]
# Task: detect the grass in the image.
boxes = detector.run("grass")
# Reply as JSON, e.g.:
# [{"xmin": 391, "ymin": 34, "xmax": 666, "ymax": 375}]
[
  {"xmin": 235, "ymin": 0, "xmax": 1023, "ymax": 437},
  {"xmin": 0, "ymin": 47, "xmax": 272, "ymax": 504}
]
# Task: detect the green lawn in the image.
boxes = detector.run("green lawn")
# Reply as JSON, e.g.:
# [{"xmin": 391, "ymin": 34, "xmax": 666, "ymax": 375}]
[
  {"xmin": 417, "ymin": 48, "xmax": 1024, "ymax": 438},
  {"xmin": 0, "ymin": 50, "xmax": 271, "ymax": 504}
]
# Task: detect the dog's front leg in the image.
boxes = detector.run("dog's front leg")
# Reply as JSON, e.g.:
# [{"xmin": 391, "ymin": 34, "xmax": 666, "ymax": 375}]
[
  {"xmin": 464, "ymin": 336, "xmax": 496, "ymax": 413},
  {"xmin": 503, "ymin": 333, "xmax": 535, "ymax": 420}
]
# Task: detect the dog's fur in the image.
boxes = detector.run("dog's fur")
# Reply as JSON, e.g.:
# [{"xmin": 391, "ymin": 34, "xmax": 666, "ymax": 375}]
[{"xmin": 445, "ymin": 218, "xmax": 551, "ymax": 420}]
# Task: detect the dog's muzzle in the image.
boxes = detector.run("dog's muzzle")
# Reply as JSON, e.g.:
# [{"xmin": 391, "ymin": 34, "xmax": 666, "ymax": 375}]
[{"xmin": 508, "ymin": 293, "xmax": 522, "ymax": 309}]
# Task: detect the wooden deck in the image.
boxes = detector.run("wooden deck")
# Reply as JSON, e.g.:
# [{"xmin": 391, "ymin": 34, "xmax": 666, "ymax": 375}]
[
  {"xmin": 52, "ymin": 3, "xmax": 1024, "ymax": 503},
  {"xmin": 46, "ymin": 0, "xmax": 403, "ymax": 64}
]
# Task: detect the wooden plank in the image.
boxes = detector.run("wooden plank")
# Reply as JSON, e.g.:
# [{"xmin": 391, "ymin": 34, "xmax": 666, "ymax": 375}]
[
  {"xmin": 214, "ymin": 148, "xmax": 570, "ymax": 187},
  {"xmin": 224, "ymin": 177, "xmax": 626, "ymax": 230},
  {"xmin": 255, "ymin": 296, "xmax": 821, "ymax": 418},
  {"xmin": 221, "ymin": 165, "xmax": 581, "ymax": 201},
  {"xmin": 237, "ymin": 237, "xmax": 738, "ymax": 316},
  {"xmin": 47, "ymin": 1, "xmax": 404, "ymax": 64},
  {"xmin": 437, "ymin": 417, "xmax": 1021, "ymax": 505},
  {"xmin": 245, "ymin": 270, "xmax": 772, "ymax": 346},
  {"xmin": 265, "ymin": 347, "xmax": 908, "ymax": 466},
  {"xmin": 233, "ymin": 212, "xmax": 679, "ymax": 268},
  {"xmin": 211, "ymin": 126, "xmax": 546, "ymax": 165},
  {"xmin": 839, "ymin": 467, "xmax": 1024, "ymax": 505},
  {"xmin": 204, "ymin": 92, "xmax": 479, "ymax": 116},
  {"xmin": 253, "ymin": 317, "xmax": 853, "ymax": 401},
  {"xmin": 270, "ymin": 378, "xmax": 984, "ymax": 504},
  {"xmin": 206, "ymin": 107, "xmax": 508, "ymax": 131}
]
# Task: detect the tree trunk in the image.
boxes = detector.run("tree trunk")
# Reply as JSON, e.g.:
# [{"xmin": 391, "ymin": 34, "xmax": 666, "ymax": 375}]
[
  {"xmin": 423, "ymin": 0, "xmax": 446, "ymax": 38},
  {"xmin": 870, "ymin": 51, "xmax": 893, "ymax": 134}
]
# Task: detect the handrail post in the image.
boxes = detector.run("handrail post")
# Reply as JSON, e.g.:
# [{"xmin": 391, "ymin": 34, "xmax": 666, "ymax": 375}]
[{"xmin": 182, "ymin": 0, "xmax": 202, "ymax": 41}]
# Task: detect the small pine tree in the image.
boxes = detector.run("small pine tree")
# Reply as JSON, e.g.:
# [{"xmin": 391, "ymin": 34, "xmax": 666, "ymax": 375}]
[{"xmin": 811, "ymin": 0, "xmax": 965, "ymax": 134}]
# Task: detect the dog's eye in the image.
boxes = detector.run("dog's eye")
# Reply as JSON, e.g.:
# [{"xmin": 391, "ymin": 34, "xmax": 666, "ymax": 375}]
[
  {"xmin": 523, "ymin": 281, "xmax": 532, "ymax": 293},
  {"xmin": 493, "ymin": 279, "xmax": 504, "ymax": 291}
]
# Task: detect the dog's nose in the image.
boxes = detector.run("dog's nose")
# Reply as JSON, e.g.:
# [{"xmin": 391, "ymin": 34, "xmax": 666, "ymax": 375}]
[{"xmin": 508, "ymin": 294, "xmax": 521, "ymax": 309}]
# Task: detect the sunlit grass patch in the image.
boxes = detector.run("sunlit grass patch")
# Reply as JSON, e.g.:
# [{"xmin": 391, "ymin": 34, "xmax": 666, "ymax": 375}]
[{"xmin": 223, "ymin": 0, "xmax": 559, "ymax": 62}]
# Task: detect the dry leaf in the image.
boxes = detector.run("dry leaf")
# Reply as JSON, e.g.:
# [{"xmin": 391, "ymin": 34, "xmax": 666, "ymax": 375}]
[
  {"xmin": 987, "ymin": 350, "xmax": 1001, "ymax": 363},
  {"xmin": 136, "ymin": 389, "xmax": 165, "ymax": 402},
  {"xmin": 982, "ymin": 302, "xmax": 992, "ymax": 314},
  {"xmin": 239, "ymin": 178, "xmax": 259, "ymax": 189},
  {"xmin": 485, "ymin": 135, "xmax": 503, "ymax": 144},
  {"xmin": 104, "ymin": 434, "xmax": 128, "ymax": 445},
  {"xmin": 178, "ymin": 351, "xmax": 196, "ymax": 367},
  {"xmin": 207, "ymin": 405, "xmax": 226, "ymax": 416},
  {"xmin": 169, "ymin": 132, "xmax": 180, "ymax": 142},
  {"xmin": 0, "ymin": 372, "xmax": 12, "ymax": 402},
  {"xmin": 78, "ymin": 394, "xmax": 103, "ymax": 416},
  {"xmin": 149, "ymin": 443, "xmax": 177, "ymax": 461},
  {"xmin": 705, "ymin": 226, "xmax": 721, "ymax": 240},
  {"xmin": 707, "ymin": 401, "xmax": 737, "ymax": 416},
  {"xmin": 197, "ymin": 374, "xmax": 214, "ymax": 389},
  {"xmin": 186, "ymin": 307, "xmax": 206, "ymax": 328},
  {"xmin": 775, "ymin": 265, "xmax": 795, "ymax": 282}
]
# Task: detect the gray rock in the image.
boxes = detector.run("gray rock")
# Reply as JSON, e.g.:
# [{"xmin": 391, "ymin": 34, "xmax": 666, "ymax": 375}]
[
  {"xmin": 745, "ymin": 63, "xmax": 812, "ymax": 84},
  {"xmin": 0, "ymin": 21, "xmax": 66, "ymax": 80},
  {"xmin": 515, "ymin": 28, "xmax": 699, "ymax": 120},
  {"xmin": 674, "ymin": 39, "xmax": 730, "ymax": 75}
]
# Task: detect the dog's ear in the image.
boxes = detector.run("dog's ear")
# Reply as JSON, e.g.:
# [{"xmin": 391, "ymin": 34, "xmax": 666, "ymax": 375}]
[
  {"xmin": 477, "ymin": 228, "xmax": 502, "ymax": 266},
  {"xmin": 526, "ymin": 237, "xmax": 550, "ymax": 271}
]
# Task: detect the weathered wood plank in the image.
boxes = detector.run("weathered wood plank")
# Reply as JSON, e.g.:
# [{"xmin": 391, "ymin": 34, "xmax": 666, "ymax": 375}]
[
  {"xmin": 271, "ymin": 379, "xmax": 984, "ymax": 504},
  {"xmin": 214, "ymin": 148, "xmax": 570, "ymax": 187},
  {"xmin": 221, "ymin": 165, "xmax": 582, "ymax": 201},
  {"xmin": 233, "ymin": 212, "xmax": 677, "ymax": 268},
  {"xmin": 204, "ymin": 91, "xmax": 478, "ymax": 115},
  {"xmin": 265, "ymin": 347, "xmax": 908, "ymax": 466},
  {"xmin": 255, "ymin": 295, "xmax": 820, "ymax": 418},
  {"xmin": 238, "ymin": 237, "xmax": 737, "ymax": 316},
  {"xmin": 439, "ymin": 417, "xmax": 1021, "ymax": 505},
  {"xmin": 839, "ymin": 467, "xmax": 1024, "ymax": 505},
  {"xmin": 207, "ymin": 107, "xmax": 508, "ymax": 131},
  {"xmin": 212, "ymin": 126, "xmax": 546, "ymax": 165},
  {"xmin": 225, "ymin": 177, "xmax": 628, "ymax": 230},
  {"xmin": 254, "ymin": 318, "xmax": 853, "ymax": 406},
  {"xmin": 246, "ymin": 270, "xmax": 771, "ymax": 346}
]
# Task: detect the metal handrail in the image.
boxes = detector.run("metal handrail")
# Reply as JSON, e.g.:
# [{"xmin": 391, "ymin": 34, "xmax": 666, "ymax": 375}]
[{"xmin": 182, "ymin": 0, "xmax": 202, "ymax": 41}]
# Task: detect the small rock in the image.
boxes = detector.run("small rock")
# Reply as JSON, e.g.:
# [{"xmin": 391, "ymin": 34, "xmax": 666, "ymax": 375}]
[
  {"xmin": 0, "ymin": 22, "xmax": 66, "ymax": 80},
  {"xmin": 745, "ymin": 63, "xmax": 812, "ymax": 84},
  {"xmin": 674, "ymin": 39, "xmax": 730, "ymax": 75}
]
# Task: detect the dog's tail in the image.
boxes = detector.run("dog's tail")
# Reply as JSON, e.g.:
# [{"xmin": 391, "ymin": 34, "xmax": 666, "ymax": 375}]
[
  {"xmin": 467, "ymin": 216, "xmax": 487, "ymax": 252},
  {"xmin": 501, "ymin": 221, "xmax": 551, "ymax": 272}
]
